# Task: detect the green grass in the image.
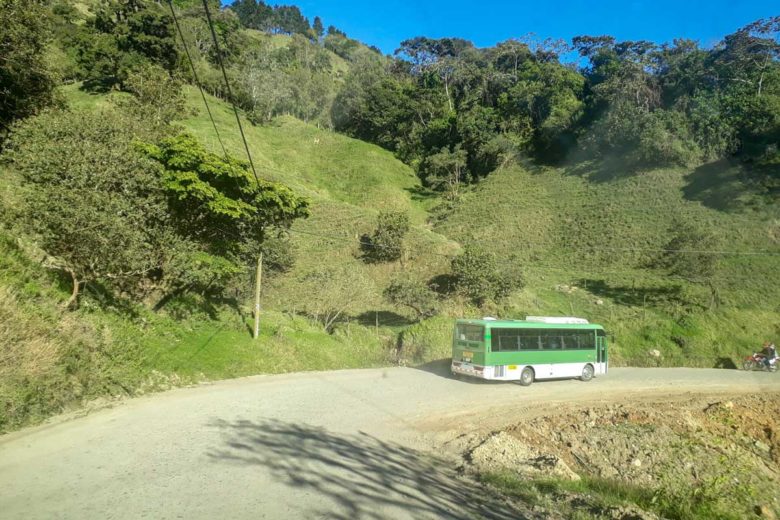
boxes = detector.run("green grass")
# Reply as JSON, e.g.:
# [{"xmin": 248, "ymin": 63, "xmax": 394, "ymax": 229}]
[
  {"xmin": 3, "ymin": 79, "xmax": 778, "ymax": 431},
  {"xmin": 435, "ymin": 162, "xmax": 780, "ymax": 364},
  {"xmin": 480, "ymin": 472, "xmax": 742, "ymax": 520},
  {"xmin": 141, "ymin": 310, "xmax": 390, "ymax": 380},
  {"xmin": 0, "ymin": 225, "xmax": 394, "ymax": 432},
  {"xmin": 0, "ymin": 84, "xmax": 453, "ymax": 431}
]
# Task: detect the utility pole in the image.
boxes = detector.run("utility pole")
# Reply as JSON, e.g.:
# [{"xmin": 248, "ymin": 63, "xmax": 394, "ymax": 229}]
[{"xmin": 254, "ymin": 253, "xmax": 263, "ymax": 340}]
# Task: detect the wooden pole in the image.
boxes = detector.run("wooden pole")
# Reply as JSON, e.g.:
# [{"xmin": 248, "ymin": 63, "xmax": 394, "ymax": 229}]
[{"xmin": 253, "ymin": 253, "xmax": 263, "ymax": 340}]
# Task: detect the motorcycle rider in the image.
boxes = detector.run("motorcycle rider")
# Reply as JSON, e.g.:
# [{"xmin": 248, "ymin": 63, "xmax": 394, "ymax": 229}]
[{"xmin": 761, "ymin": 341, "xmax": 777, "ymax": 370}]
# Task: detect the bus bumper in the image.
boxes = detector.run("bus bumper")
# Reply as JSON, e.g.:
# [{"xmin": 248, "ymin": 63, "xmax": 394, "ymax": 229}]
[{"xmin": 451, "ymin": 361, "xmax": 488, "ymax": 379}]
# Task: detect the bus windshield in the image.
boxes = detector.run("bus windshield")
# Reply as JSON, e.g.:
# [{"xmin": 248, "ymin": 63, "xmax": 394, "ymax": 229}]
[{"xmin": 455, "ymin": 324, "xmax": 484, "ymax": 343}]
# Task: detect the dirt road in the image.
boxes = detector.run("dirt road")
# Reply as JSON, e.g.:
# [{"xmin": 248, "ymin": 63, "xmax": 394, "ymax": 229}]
[{"xmin": 1, "ymin": 365, "xmax": 779, "ymax": 519}]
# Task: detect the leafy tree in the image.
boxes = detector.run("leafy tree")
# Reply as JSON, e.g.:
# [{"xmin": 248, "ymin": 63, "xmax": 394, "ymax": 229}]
[
  {"xmin": 324, "ymin": 31, "xmax": 362, "ymax": 60},
  {"xmin": 312, "ymin": 16, "xmax": 324, "ymax": 41},
  {"xmin": 451, "ymin": 245, "xmax": 523, "ymax": 306},
  {"xmin": 142, "ymin": 133, "xmax": 310, "ymax": 269},
  {"xmin": 240, "ymin": 45, "xmax": 292, "ymax": 123},
  {"xmin": 77, "ymin": 0, "xmax": 178, "ymax": 90},
  {"xmin": 0, "ymin": 1, "xmax": 58, "ymax": 140},
  {"xmin": 230, "ymin": 0, "xmax": 310, "ymax": 37},
  {"xmin": 52, "ymin": 2, "xmax": 79, "ymax": 24},
  {"xmin": 296, "ymin": 266, "xmax": 373, "ymax": 332},
  {"xmin": 273, "ymin": 5, "xmax": 310, "ymax": 35},
  {"xmin": 419, "ymin": 145, "xmax": 468, "ymax": 199},
  {"xmin": 4, "ymin": 109, "xmax": 169, "ymax": 308},
  {"xmin": 361, "ymin": 210, "xmax": 410, "ymax": 263},
  {"xmin": 115, "ymin": 64, "xmax": 188, "ymax": 132},
  {"xmin": 332, "ymin": 57, "xmax": 414, "ymax": 149},
  {"xmin": 383, "ymin": 276, "xmax": 438, "ymax": 320}
]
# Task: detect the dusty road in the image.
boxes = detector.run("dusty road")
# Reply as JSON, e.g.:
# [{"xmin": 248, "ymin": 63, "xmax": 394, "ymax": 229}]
[{"xmin": 1, "ymin": 365, "xmax": 779, "ymax": 519}]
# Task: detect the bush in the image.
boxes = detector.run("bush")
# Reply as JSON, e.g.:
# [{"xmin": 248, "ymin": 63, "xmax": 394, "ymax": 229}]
[
  {"xmin": 4, "ymin": 109, "xmax": 169, "ymax": 307},
  {"xmin": 383, "ymin": 276, "xmax": 438, "ymax": 320},
  {"xmin": 361, "ymin": 210, "xmax": 410, "ymax": 262},
  {"xmin": 451, "ymin": 245, "xmax": 524, "ymax": 306},
  {"xmin": 115, "ymin": 64, "xmax": 187, "ymax": 132},
  {"xmin": 0, "ymin": 1, "xmax": 58, "ymax": 141},
  {"xmin": 261, "ymin": 235, "xmax": 297, "ymax": 275}
]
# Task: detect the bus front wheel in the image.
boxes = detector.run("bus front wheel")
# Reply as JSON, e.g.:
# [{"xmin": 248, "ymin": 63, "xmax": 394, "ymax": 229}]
[
  {"xmin": 519, "ymin": 367, "xmax": 534, "ymax": 386},
  {"xmin": 581, "ymin": 364, "xmax": 594, "ymax": 382}
]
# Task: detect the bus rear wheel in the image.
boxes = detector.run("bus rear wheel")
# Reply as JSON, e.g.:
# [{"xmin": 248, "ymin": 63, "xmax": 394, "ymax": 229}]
[
  {"xmin": 581, "ymin": 364, "xmax": 594, "ymax": 382},
  {"xmin": 519, "ymin": 367, "xmax": 534, "ymax": 386}
]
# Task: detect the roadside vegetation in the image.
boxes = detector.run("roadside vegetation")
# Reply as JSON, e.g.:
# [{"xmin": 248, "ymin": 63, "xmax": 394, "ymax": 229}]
[
  {"xmin": 469, "ymin": 394, "xmax": 780, "ymax": 519},
  {"xmin": 0, "ymin": 0, "xmax": 778, "ymax": 434}
]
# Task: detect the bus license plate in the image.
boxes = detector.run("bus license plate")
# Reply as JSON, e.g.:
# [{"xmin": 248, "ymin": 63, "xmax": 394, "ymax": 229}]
[{"xmin": 462, "ymin": 351, "xmax": 473, "ymax": 361}]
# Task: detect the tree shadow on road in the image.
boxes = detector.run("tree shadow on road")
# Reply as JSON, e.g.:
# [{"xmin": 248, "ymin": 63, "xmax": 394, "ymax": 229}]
[{"xmin": 206, "ymin": 418, "xmax": 530, "ymax": 519}]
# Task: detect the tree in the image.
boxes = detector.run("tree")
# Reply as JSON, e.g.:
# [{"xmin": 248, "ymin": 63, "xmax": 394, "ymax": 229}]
[
  {"xmin": 272, "ymin": 5, "xmax": 309, "ymax": 35},
  {"xmin": 6, "ymin": 113, "xmax": 311, "ymax": 310},
  {"xmin": 451, "ymin": 245, "xmax": 523, "ymax": 306},
  {"xmin": 4, "ymin": 109, "xmax": 169, "ymax": 308},
  {"xmin": 0, "ymin": 1, "xmax": 58, "ymax": 141},
  {"xmin": 240, "ymin": 46, "xmax": 292, "ymax": 123},
  {"xmin": 77, "ymin": 0, "xmax": 178, "ymax": 90},
  {"xmin": 312, "ymin": 16, "xmax": 324, "ymax": 41},
  {"xmin": 142, "ymin": 133, "xmax": 310, "ymax": 270},
  {"xmin": 115, "ymin": 64, "xmax": 188, "ymax": 132},
  {"xmin": 713, "ymin": 17, "xmax": 779, "ymax": 99},
  {"xmin": 383, "ymin": 276, "xmax": 438, "ymax": 320},
  {"xmin": 419, "ymin": 145, "xmax": 468, "ymax": 199},
  {"xmin": 361, "ymin": 210, "xmax": 410, "ymax": 263},
  {"xmin": 324, "ymin": 31, "xmax": 361, "ymax": 60},
  {"xmin": 332, "ymin": 57, "xmax": 414, "ymax": 150},
  {"xmin": 296, "ymin": 266, "xmax": 373, "ymax": 332}
]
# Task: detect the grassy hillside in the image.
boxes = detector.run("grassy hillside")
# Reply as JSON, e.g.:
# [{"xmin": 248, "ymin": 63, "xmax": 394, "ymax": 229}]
[
  {"xmin": 3, "ymin": 77, "xmax": 777, "ymax": 431},
  {"xmin": 0, "ymin": 83, "xmax": 450, "ymax": 431},
  {"xmin": 435, "ymin": 162, "xmax": 780, "ymax": 364}
]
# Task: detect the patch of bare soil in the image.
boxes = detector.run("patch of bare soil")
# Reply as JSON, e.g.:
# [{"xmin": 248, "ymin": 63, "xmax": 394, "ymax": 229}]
[{"xmin": 463, "ymin": 393, "xmax": 780, "ymax": 519}]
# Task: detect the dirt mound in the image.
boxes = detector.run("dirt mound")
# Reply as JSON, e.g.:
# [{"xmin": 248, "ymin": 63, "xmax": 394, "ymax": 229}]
[
  {"xmin": 465, "ymin": 393, "xmax": 780, "ymax": 518},
  {"xmin": 468, "ymin": 431, "xmax": 580, "ymax": 481}
]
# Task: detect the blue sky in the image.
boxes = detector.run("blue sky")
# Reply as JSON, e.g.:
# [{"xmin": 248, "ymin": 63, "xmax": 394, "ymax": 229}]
[{"xmin": 228, "ymin": 1, "xmax": 777, "ymax": 55}]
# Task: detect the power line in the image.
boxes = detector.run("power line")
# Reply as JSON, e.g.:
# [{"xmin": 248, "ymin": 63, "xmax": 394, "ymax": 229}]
[
  {"xmin": 287, "ymin": 224, "xmax": 780, "ymax": 257},
  {"xmin": 200, "ymin": 0, "xmax": 260, "ymax": 185},
  {"xmin": 180, "ymin": 5, "xmax": 779, "ymax": 274},
  {"xmin": 166, "ymin": 0, "xmax": 227, "ymax": 159},
  {"xmin": 285, "ymin": 230, "xmax": 770, "ymax": 285}
]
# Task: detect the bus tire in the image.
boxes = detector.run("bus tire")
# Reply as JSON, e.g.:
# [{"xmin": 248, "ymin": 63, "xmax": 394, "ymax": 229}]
[
  {"xmin": 580, "ymin": 364, "xmax": 594, "ymax": 382},
  {"xmin": 519, "ymin": 367, "xmax": 534, "ymax": 386}
]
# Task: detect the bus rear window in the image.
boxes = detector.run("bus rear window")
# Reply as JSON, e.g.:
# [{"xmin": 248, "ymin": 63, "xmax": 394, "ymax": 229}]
[{"xmin": 455, "ymin": 324, "xmax": 484, "ymax": 343}]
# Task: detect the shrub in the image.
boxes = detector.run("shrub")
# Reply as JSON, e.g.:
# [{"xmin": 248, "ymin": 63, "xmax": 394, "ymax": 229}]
[
  {"xmin": 451, "ymin": 244, "xmax": 524, "ymax": 306},
  {"xmin": 4, "ymin": 109, "xmax": 169, "ymax": 308},
  {"xmin": 361, "ymin": 210, "xmax": 410, "ymax": 262},
  {"xmin": 383, "ymin": 276, "xmax": 438, "ymax": 320}
]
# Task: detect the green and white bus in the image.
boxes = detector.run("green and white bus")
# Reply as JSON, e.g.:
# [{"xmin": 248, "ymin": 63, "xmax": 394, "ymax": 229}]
[{"xmin": 451, "ymin": 316, "xmax": 607, "ymax": 386}]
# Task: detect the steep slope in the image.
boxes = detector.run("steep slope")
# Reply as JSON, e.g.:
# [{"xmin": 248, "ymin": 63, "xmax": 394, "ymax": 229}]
[
  {"xmin": 435, "ymin": 162, "xmax": 780, "ymax": 363},
  {"xmin": 173, "ymin": 85, "xmax": 457, "ymax": 316}
]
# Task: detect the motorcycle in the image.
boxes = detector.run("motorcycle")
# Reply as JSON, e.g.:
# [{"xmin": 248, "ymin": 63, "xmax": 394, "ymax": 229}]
[{"xmin": 743, "ymin": 353, "xmax": 778, "ymax": 372}]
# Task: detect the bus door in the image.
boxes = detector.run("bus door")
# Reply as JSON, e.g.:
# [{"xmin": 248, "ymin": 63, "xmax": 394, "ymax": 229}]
[{"xmin": 596, "ymin": 331, "xmax": 608, "ymax": 374}]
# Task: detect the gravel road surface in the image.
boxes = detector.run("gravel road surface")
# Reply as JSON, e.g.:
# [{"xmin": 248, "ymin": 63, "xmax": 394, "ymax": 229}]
[{"xmin": 2, "ymin": 365, "xmax": 779, "ymax": 519}]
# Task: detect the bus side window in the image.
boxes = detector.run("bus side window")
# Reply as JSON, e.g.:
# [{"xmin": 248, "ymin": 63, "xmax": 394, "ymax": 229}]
[{"xmin": 541, "ymin": 331, "xmax": 559, "ymax": 349}]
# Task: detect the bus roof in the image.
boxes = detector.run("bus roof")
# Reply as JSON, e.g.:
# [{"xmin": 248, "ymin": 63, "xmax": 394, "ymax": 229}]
[{"xmin": 455, "ymin": 318, "xmax": 604, "ymax": 330}]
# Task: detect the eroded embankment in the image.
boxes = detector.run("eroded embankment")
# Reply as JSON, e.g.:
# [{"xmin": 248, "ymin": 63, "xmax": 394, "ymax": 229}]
[{"xmin": 462, "ymin": 393, "xmax": 780, "ymax": 519}]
